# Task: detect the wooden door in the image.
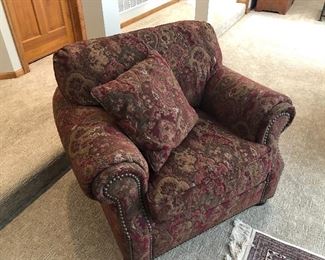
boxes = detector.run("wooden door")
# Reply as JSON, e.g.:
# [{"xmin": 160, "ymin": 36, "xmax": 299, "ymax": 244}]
[{"xmin": 4, "ymin": 0, "xmax": 75, "ymax": 63}]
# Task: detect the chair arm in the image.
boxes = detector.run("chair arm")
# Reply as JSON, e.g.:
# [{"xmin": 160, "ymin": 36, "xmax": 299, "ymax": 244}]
[
  {"xmin": 53, "ymin": 88, "xmax": 149, "ymax": 198},
  {"xmin": 92, "ymin": 165, "xmax": 153, "ymax": 260},
  {"xmin": 201, "ymin": 66, "xmax": 295, "ymax": 145}
]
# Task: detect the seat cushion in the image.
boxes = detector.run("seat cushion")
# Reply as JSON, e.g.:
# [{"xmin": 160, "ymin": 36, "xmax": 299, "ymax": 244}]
[
  {"xmin": 147, "ymin": 111, "xmax": 272, "ymax": 222},
  {"xmin": 91, "ymin": 51, "xmax": 198, "ymax": 172}
]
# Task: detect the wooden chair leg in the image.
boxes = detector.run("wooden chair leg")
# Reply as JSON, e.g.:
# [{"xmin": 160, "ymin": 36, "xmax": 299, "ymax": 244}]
[
  {"xmin": 255, "ymin": 200, "xmax": 268, "ymax": 206},
  {"xmin": 320, "ymin": 2, "xmax": 325, "ymax": 21}
]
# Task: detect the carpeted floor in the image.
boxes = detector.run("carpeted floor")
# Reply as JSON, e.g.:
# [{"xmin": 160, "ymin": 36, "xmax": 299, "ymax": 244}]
[
  {"xmin": 1, "ymin": 0, "xmax": 325, "ymax": 259},
  {"xmin": 123, "ymin": 0, "xmax": 245, "ymax": 37},
  {"xmin": 0, "ymin": 55, "xmax": 68, "ymax": 227},
  {"xmin": 0, "ymin": 56, "xmax": 60, "ymax": 185}
]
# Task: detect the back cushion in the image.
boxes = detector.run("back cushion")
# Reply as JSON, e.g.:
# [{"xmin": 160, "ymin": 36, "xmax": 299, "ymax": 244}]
[
  {"xmin": 53, "ymin": 34, "xmax": 150, "ymax": 105},
  {"xmin": 53, "ymin": 21, "xmax": 222, "ymax": 106},
  {"xmin": 131, "ymin": 21, "xmax": 222, "ymax": 107}
]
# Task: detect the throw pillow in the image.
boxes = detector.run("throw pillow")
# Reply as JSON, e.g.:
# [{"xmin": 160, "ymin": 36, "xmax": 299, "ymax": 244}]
[{"xmin": 91, "ymin": 51, "xmax": 198, "ymax": 171}]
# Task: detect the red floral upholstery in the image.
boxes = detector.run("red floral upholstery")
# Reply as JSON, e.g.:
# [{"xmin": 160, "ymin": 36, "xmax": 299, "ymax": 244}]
[
  {"xmin": 91, "ymin": 51, "xmax": 198, "ymax": 172},
  {"xmin": 130, "ymin": 21, "xmax": 222, "ymax": 107},
  {"xmin": 53, "ymin": 88, "xmax": 149, "ymax": 198},
  {"xmin": 53, "ymin": 34, "xmax": 150, "ymax": 105},
  {"xmin": 201, "ymin": 66, "xmax": 295, "ymax": 144},
  {"xmin": 152, "ymin": 182, "xmax": 265, "ymax": 256},
  {"xmin": 53, "ymin": 21, "xmax": 222, "ymax": 108},
  {"xmin": 53, "ymin": 21, "xmax": 295, "ymax": 260},
  {"xmin": 147, "ymin": 111, "xmax": 271, "ymax": 222}
]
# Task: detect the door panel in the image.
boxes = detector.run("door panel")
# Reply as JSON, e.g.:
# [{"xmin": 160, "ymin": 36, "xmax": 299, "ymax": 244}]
[
  {"xmin": 13, "ymin": 0, "xmax": 41, "ymax": 41},
  {"xmin": 43, "ymin": 0, "xmax": 66, "ymax": 31},
  {"xmin": 5, "ymin": 0, "xmax": 75, "ymax": 63}
]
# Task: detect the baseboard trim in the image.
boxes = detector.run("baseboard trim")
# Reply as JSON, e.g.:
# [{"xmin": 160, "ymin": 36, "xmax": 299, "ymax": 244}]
[
  {"xmin": 121, "ymin": 0, "xmax": 180, "ymax": 28},
  {"xmin": 0, "ymin": 68, "xmax": 24, "ymax": 80}
]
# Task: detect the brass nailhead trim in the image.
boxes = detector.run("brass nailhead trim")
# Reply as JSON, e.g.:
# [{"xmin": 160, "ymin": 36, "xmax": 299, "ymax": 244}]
[
  {"xmin": 102, "ymin": 113, "xmax": 292, "ymax": 256},
  {"xmin": 260, "ymin": 112, "xmax": 291, "ymax": 203},
  {"xmin": 103, "ymin": 173, "xmax": 153, "ymax": 260},
  {"xmin": 262, "ymin": 112, "xmax": 291, "ymax": 145}
]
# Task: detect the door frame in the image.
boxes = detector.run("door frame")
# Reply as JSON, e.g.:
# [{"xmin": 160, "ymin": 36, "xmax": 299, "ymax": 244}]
[{"xmin": 2, "ymin": 0, "xmax": 87, "ymax": 75}]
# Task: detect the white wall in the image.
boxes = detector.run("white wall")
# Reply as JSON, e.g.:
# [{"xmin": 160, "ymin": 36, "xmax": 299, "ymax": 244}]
[
  {"xmin": 0, "ymin": 31, "xmax": 12, "ymax": 72},
  {"xmin": 82, "ymin": 0, "xmax": 120, "ymax": 39},
  {"xmin": 102, "ymin": 0, "xmax": 120, "ymax": 36},
  {"xmin": 195, "ymin": 0, "xmax": 210, "ymax": 21},
  {"xmin": 119, "ymin": 0, "xmax": 170, "ymax": 23},
  {"xmin": 0, "ymin": 1, "xmax": 21, "ymax": 73},
  {"xmin": 81, "ymin": 0, "xmax": 106, "ymax": 39}
]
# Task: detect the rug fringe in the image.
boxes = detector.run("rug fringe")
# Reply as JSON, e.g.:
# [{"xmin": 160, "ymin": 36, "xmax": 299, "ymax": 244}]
[{"xmin": 225, "ymin": 219, "xmax": 254, "ymax": 260}]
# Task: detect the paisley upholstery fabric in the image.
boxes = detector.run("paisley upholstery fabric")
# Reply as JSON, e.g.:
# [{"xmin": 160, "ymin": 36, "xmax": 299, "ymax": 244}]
[
  {"xmin": 131, "ymin": 21, "xmax": 222, "ymax": 106},
  {"xmin": 201, "ymin": 66, "xmax": 295, "ymax": 143},
  {"xmin": 52, "ymin": 21, "xmax": 295, "ymax": 260},
  {"xmin": 147, "ymin": 111, "xmax": 271, "ymax": 222},
  {"xmin": 53, "ymin": 88, "xmax": 149, "ymax": 198},
  {"xmin": 91, "ymin": 51, "xmax": 198, "ymax": 172},
  {"xmin": 94, "ymin": 167, "xmax": 152, "ymax": 260},
  {"xmin": 257, "ymin": 102, "xmax": 295, "ymax": 146},
  {"xmin": 151, "ymin": 182, "xmax": 265, "ymax": 257},
  {"xmin": 53, "ymin": 21, "xmax": 222, "ymax": 107},
  {"xmin": 53, "ymin": 34, "xmax": 150, "ymax": 105}
]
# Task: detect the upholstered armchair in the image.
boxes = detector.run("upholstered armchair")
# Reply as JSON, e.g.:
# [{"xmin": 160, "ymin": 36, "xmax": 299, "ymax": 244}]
[{"xmin": 53, "ymin": 21, "xmax": 295, "ymax": 260}]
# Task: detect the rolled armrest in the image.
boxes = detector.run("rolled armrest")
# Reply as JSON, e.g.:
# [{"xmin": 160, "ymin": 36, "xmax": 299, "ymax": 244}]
[
  {"xmin": 92, "ymin": 165, "xmax": 153, "ymax": 260},
  {"xmin": 201, "ymin": 66, "xmax": 295, "ymax": 145},
  {"xmin": 53, "ymin": 88, "xmax": 149, "ymax": 198}
]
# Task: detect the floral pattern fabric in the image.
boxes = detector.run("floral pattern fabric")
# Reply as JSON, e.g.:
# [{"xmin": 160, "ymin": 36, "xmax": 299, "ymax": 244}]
[
  {"xmin": 53, "ymin": 88, "xmax": 149, "ymax": 197},
  {"xmin": 53, "ymin": 34, "xmax": 150, "ymax": 105},
  {"xmin": 152, "ymin": 182, "xmax": 265, "ymax": 257},
  {"xmin": 147, "ymin": 111, "xmax": 271, "ymax": 222},
  {"xmin": 52, "ymin": 21, "xmax": 296, "ymax": 260},
  {"xmin": 91, "ymin": 51, "xmax": 198, "ymax": 172},
  {"xmin": 53, "ymin": 21, "xmax": 222, "ymax": 108},
  {"xmin": 201, "ymin": 66, "xmax": 295, "ymax": 143},
  {"xmin": 131, "ymin": 21, "xmax": 222, "ymax": 107},
  {"xmin": 93, "ymin": 166, "xmax": 152, "ymax": 260}
]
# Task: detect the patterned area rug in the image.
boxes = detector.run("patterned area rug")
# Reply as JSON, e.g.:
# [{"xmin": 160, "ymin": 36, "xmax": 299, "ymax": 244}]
[{"xmin": 226, "ymin": 220, "xmax": 325, "ymax": 260}]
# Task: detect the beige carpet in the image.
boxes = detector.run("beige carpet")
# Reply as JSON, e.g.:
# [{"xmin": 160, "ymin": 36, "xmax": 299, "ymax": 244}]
[
  {"xmin": 0, "ymin": 55, "xmax": 68, "ymax": 227},
  {"xmin": 0, "ymin": 172, "xmax": 123, "ymax": 260},
  {"xmin": 1, "ymin": 0, "xmax": 325, "ymax": 259},
  {"xmin": 123, "ymin": 0, "xmax": 245, "ymax": 37},
  {"xmin": 0, "ymin": 56, "xmax": 60, "ymax": 181}
]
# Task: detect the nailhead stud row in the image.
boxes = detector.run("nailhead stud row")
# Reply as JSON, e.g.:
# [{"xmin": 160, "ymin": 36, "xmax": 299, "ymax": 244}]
[
  {"xmin": 262, "ymin": 112, "xmax": 291, "ymax": 145},
  {"xmin": 260, "ymin": 112, "xmax": 291, "ymax": 203},
  {"xmin": 103, "ymin": 173, "xmax": 153, "ymax": 260},
  {"xmin": 99, "ymin": 113, "xmax": 291, "ymax": 258}
]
